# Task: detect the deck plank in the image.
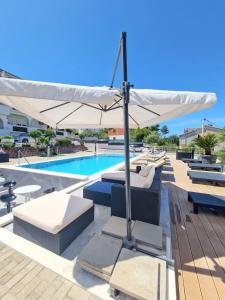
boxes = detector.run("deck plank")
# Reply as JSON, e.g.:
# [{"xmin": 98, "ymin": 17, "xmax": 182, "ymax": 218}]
[{"xmin": 164, "ymin": 156, "xmax": 225, "ymax": 300}]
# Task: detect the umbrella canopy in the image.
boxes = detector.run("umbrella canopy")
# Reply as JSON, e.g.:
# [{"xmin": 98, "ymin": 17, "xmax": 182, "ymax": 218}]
[{"xmin": 0, "ymin": 78, "xmax": 216, "ymax": 129}]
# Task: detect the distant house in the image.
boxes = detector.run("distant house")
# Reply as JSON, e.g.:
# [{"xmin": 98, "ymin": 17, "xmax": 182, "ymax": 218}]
[
  {"xmin": 108, "ymin": 128, "xmax": 124, "ymax": 140},
  {"xmin": 179, "ymin": 125, "xmax": 221, "ymax": 146}
]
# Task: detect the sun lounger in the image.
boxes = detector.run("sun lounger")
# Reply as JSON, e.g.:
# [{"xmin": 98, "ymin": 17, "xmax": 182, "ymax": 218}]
[
  {"xmin": 188, "ymin": 163, "xmax": 223, "ymax": 172},
  {"xmin": 188, "ymin": 192, "xmax": 225, "ymax": 214},
  {"xmin": 137, "ymin": 153, "xmax": 165, "ymax": 162},
  {"xmin": 13, "ymin": 191, "xmax": 94, "ymax": 254},
  {"xmin": 188, "ymin": 170, "xmax": 225, "ymax": 186}
]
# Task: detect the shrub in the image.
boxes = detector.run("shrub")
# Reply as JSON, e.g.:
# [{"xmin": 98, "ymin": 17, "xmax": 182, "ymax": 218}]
[
  {"xmin": 57, "ymin": 139, "xmax": 72, "ymax": 147},
  {"xmin": 0, "ymin": 135, "xmax": 14, "ymax": 148},
  {"xmin": 216, "ymin": 149, "xmax": 225, "ymax": 164}
]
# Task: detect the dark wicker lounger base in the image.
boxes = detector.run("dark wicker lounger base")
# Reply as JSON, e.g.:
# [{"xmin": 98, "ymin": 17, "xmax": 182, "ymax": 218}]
[
  {"xmin": 182, "ymin": 158, "xmax": 202, "ymax": 163},
  {"xmin": 188, "ymin": 171, "xmax": 225, "ymax": 186},
  {"xmin": 188, "ymin": 163, "xmax": 222, "ymax": 172},
  {"xmin": 13, "ymin": 206, "xmax": 94, "ymax": 254},
  {"xmin": 188, "ymin": 192, "xmax": 225, "ymax": 214}
]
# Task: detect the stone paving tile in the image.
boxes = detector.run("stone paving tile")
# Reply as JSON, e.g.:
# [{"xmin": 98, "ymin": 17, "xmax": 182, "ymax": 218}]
[{"xmin": 0, "ymin": 243, "xmax": 101, "ymax": 300}]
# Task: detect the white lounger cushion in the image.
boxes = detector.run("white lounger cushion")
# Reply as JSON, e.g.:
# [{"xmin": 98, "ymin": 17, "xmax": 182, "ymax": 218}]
[
  {"xmin": 102, "ymin": 164, "xmax": 155, "ymax": 189},
  {"xmin": 13, "ymin": 191, "xmax": 93, "ymax": 234}
]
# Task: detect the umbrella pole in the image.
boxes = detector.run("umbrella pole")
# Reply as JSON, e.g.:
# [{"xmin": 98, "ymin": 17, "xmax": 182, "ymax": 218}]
[{"xmin": 121, "ymin": 32, "xmax": 135, "ymax": 248}]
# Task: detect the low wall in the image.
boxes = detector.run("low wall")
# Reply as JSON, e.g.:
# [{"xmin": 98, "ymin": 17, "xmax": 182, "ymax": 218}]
[
  {"xmin": 2, "ymin": 145, "xmax": 87, "ymax": 158},
  {"xmin": 0, "ymin": 167, "xmax": 82, "ymax": 198}
]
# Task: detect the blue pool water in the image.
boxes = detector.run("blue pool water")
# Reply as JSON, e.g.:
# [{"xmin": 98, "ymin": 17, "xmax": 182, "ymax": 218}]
[{"xmin": 19, "ymin": 154, "xmax": 129, "ymax": 176}]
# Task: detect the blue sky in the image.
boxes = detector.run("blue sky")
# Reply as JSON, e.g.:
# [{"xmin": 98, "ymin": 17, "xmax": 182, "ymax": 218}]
[{"xmin": 1, "ymin": 0, "xmax": 225, "ymax": 135}]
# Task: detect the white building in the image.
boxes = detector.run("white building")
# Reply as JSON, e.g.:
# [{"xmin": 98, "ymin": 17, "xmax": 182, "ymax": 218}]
[
  {"xmin": 0, "ymin": 69, "xmax": 67, "ymax": 139},
  {"xmin": 179, "ymin": 125, "xmax": 221, "ymax": 146}
]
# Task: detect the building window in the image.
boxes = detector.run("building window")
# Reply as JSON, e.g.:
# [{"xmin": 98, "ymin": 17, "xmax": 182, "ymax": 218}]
[{"xmin": 13, "ymin": 126, "xmax": 28, "ymax": 133}]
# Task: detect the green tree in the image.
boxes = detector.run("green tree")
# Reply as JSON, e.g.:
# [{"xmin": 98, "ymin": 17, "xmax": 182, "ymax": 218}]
[
  {"xmin": 79, "ymin": 133, "xmax": 85, "ymax": 140},
  {"xmin": 144, "ymin": 132, "xmax": 161, "ymax": 145},
  {"xmin": 130, "ymin": 128, "xmax": 150, "ymax": 142},
  {"xmin": 161, "ymin": 125, "xmax": 169, "ymax": 136},
  {"xmin": 149, "ymin": 124, "xmax": 160, "ymax": 132},
  {"xmin": 166, "ymin": 134, "xmax": 179, "ymax": 145},
  {"xmin": 194, "ymin": 133, "xmax": 218, "ymax": 155},
  {"xmin": 29, "ymin": 130, "xmax": 42, "ymax": 147},
  {"xmin": 95, "ymin": 129, "xmax": 108, "ymax": 140}
]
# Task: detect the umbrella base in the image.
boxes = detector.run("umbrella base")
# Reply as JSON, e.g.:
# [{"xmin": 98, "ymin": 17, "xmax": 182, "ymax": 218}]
[{"xmin": 122, "ymin": 236, "xmax": 136, "ymax": 249}]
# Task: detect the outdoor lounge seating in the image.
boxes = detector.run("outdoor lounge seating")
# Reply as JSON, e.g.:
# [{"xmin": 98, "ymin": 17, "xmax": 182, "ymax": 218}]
[
  {"xmin": 176, "ymin": 149, "xmax": 194, "ymax": 160},
  {"xmin": 13, "ymin": 191, "xmax": 94, "ymax": 254},
  {"xmin": 83, "ymin": 181, "xmax": 113, "ymax": 207},
  {"xmin": 188, "ymin": 162, "xmax": 223, "ymax": 172},
  {"xmin": 188, "ymin": 170, "xmax": 225, "ymax": 186},
  {"xmin": 0, "ymin": 153, "xmax": 9, "ymax": 163},
  {"xmin": 188, "ymin": 192, "xmax": 225, "ymax": 214},
  {"xmin": 136, "ymin": 151, "xmax": 166, "ymax": 162},
  {"xmin": 102, "ymin": 165, "xmax": 162, "ymax": 224}
]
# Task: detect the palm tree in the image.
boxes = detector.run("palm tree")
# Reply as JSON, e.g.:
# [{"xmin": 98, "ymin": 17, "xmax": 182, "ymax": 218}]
[
  {"xmin": 29, "ymin": 130, "xmax": 42, "ymax": 148},
  {"xmin": 194, "ymin": 133, "xmax": 218, "ymax": 155},
  {"xmin": 160, "ymin": 125, "xmax": 169, "ymax": 136}
]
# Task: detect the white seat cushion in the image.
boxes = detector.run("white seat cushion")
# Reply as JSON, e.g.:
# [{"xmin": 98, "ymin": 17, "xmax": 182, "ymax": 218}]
[
  {"xmin": 13, "ymin": 191, "xmax": 93, "ymax": 234},
  {"xmin": 102, "ymin": 171, "xmax": 126, "ymax": 181},
  {"xmin": 143, "ymin": 165, "xmax": 155, "ymax": 188},
  {"xmin": 102, "ymin": 167, "xmax": 155, "ymax": 189}
]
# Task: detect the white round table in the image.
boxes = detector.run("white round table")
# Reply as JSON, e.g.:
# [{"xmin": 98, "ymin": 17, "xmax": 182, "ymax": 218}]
[
  {"xmin": 0, "ymin": 177, "xmax": 5, "ymax": 185},
  {"xmin": 14, "ymin": 185, "xmax": 41, "ymax": 202}
]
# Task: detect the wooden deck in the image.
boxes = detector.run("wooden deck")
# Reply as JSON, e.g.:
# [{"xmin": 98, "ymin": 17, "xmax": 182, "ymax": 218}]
[
  {"xmin": 0, "ymin": 243, "xmax": 100, "ymax": 300},
  {"xmin": 164, "ymin": 157, "xmax": 225, "ymax": 300}
]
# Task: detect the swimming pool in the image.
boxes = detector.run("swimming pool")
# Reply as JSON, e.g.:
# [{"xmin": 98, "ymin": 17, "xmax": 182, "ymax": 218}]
[{"xmin": 19, "ymin": 154, "xmax": 130, "ymax": 176}]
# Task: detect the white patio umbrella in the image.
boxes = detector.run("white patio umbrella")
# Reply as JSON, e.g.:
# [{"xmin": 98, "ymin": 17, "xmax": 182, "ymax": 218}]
[
  {"xmin": 0, "ymin": 81, "xmax": 216, "ymax": 129},
  {"xmin": 0, "ymin": 33, "xmax": 216, "ymax": 247}
]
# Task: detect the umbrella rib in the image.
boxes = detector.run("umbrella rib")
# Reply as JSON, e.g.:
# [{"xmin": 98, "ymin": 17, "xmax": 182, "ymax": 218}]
[
  {"xmin": 128, "ymin": 113, "xmax": 140, "ymax": 127},
  {"xmin": 83, "ymin": 103, "xmax": 104, "ymax": 111},
  {"xmin": 56, "ymin": 104, "xmax": 84, "ymax": 125},
  {"xmin": 40, "ymin": 102, "xmax": 70, "ymax": 113},
  {"xmin": 137, "ymin": 105, "xmax": 160, "ymax": 116},
  {"xmin": 107, "ymin": 97, "xmax": 122, "ymax": 111}
]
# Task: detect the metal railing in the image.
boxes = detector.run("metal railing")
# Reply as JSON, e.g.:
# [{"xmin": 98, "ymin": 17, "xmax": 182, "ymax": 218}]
[{"xmin": 17, "ymin": 149, "xmax": 30, "ymax": 165}]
